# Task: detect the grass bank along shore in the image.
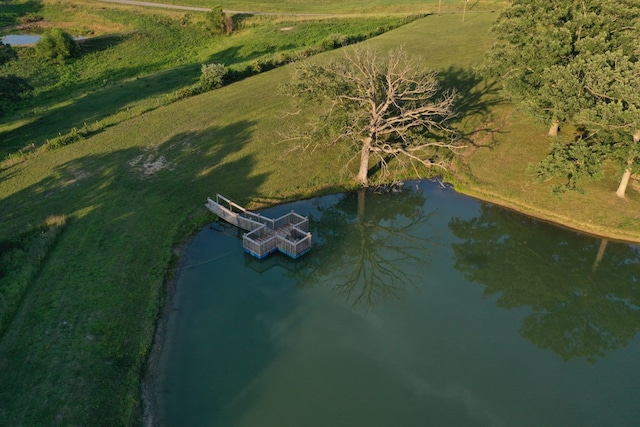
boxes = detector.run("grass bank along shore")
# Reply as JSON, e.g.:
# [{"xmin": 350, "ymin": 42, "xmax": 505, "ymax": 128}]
[{"xmin": 1, "ymin": 7, "xmax": 639, "ymax": 427}]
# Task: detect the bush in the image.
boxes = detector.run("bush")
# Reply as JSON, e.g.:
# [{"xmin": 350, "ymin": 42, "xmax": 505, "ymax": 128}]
[
  {"xmin": 205, "ymin": 6, "xmax": 226, "ymax": 35},
  {"xmin": 322, "ymin": 33, "xmax": 347, "ymax": 50},
  {"xmin": 35, "ymin": 28, "xmax": 80, "ymax": 62},
  {"xmin": 199, "ymin": 63, "xmax": 227, "ymax": 91}
]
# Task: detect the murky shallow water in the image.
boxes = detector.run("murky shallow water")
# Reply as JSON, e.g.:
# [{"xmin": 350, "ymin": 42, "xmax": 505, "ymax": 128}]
[{"xmin": 155, "ymin": 180, "xmax": 640, "ymax": 426}]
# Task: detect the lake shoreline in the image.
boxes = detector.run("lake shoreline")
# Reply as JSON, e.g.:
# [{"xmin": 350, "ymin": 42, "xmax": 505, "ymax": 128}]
[
  {"xmin": 141, "ymin": 177, "xmax": 640, "ymax": 424},
  {"xmin": 457, "ymin": 185, "xmax": 640, "ymax": 245},
  {"xmin": 142, "ymin": 178, "xmax": 640, "ymax": 425}
]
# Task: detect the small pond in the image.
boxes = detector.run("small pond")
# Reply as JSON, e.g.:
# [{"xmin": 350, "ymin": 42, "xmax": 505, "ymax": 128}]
[
  {"xmin": 154, "ymin": 180, "xmax": 640, "ymax": 426},
  {"xmin": 2, "ymin": 34, "xmax": 87, "ymax": 46},
  {"xmin": 2, "ymin": 34, "xmax": 41, "ymax": 46}
]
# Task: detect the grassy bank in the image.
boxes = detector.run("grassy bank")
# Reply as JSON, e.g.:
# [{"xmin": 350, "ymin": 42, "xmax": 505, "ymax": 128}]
[{"xmin": 0, "ymin": 5, "xmax": 638, "ymax": 427}]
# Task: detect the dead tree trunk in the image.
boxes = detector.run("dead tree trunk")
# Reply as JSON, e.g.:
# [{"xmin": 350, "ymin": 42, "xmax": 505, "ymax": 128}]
[{"xmin": 356, "ymin": 136, "xmax": 373, "ymax": 186}]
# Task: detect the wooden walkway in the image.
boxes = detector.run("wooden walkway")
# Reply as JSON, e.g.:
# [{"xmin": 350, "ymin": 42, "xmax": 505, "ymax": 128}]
[{"xmin": 206, "ymin": 194, "xmax": 312, "ymax": 259}]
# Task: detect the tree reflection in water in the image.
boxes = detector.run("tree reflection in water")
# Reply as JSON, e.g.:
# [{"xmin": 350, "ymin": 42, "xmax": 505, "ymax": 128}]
[
  {"xmin": 293, "ymin": 184, "xmax": 437, "ymax": 309},
  {"xmin": 449, "ymin": 203, "xmax": 640, "ymax": 362}
]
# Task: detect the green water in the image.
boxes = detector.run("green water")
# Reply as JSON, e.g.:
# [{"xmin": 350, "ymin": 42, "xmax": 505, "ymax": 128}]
[{"xmin": 155, "ymin": 181, "xmax": 640, "ymax": 426}]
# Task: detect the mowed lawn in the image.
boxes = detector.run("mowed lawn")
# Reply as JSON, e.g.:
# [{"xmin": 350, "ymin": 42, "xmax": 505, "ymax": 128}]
[{"xmin": 0, "ymin": 9, "xmax": 638, "ymax": 426}]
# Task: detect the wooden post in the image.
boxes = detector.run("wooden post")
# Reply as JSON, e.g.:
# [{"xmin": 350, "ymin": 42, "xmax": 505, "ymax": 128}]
[
  {"xmin": 438, "ymin": 0, "xmax": 442, "ymax": 16},
  {"xmin": 462, "ymin": 0, "xmax": 469, "ymax": 22}
]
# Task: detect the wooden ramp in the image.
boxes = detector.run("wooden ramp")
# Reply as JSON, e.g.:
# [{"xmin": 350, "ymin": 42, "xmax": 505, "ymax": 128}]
[{"xmin": 206, "ymin": 194, "xmax": 312, "ymax": 259}]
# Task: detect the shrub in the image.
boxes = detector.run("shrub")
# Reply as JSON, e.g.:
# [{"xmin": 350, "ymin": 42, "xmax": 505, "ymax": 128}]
[
  {"xmin": 199, "ymin": 63, "xmax": 227, "ymax": 91},
  {"xmin": 322, "ymin": 33, "xmax": 347, "ymax": 50},
  {"xmin": 205, "ymin": 6, "xmax": 226, "ymax": 35},
  {"xmin": 35, "ymin": 28, "xmax": 80, "ymax": 62}
]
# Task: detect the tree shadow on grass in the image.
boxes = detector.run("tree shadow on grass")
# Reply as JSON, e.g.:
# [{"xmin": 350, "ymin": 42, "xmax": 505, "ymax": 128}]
[
  {"xmin": 0, "ymin": 63, "xmax": 202, "ymax": 158},
  {"xmin": 0, "ymin": 118, "xmax": 283, "ymax": 425},
  {"xmin": 78, "ymin": 34, "xmax": 128, "ymax": 56},
  {"xmin": 437, "ymin": 66, "xmax": 507, "ymax": 148},
  {"xmin": 0, "ymin": 0, "xmax": 43, "ymax": 28}
]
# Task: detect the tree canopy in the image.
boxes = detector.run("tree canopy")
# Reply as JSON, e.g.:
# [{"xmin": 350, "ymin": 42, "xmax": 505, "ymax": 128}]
[
  {"xmin": 485, "ymin": 0, "xmax": 640, "ymax": 197},
  {"xmin": 34, "ymin": 28, "xmax": 80, "ymax": 62},
  {"xmin": 284, "ymin": 46, "xmax": 462, "ymax": 186}
]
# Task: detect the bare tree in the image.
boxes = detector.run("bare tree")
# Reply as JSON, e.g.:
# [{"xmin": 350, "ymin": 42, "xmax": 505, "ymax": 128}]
[{"xmin": 284, "ymin": 46, "xmax": 462, "ymax": 187}]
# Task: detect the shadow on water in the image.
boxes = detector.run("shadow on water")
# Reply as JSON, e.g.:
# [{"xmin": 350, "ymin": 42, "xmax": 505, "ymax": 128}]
[{"xmin": 449, "ymin": 203, "xmax": 640, "ymax": 363}]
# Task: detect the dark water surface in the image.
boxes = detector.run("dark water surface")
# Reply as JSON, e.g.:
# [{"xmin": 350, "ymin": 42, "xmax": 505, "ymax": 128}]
[{"xmin": 156, "ymin": 181, "xmax": 640, "ymax": 427}]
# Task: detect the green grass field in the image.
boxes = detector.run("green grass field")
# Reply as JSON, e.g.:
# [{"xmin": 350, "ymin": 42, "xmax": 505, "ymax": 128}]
[
  {"xmin": 107, "ymin": 0, "xmax": 511, "ymax": 14},
  {"xmin": 0, "ymin": 1, "xmax": 638, "ymax": 425}
]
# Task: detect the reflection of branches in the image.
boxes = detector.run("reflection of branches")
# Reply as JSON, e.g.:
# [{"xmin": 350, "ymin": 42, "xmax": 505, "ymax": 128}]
[
  {"xmin": 296, "ymin": 184, "xmax": 437, "ymax": 310},
  {"xmin": 332, "ymin": 209, "xmax": 436, "ymax": 308},
  {"xmin": 449, "ymin": 204, "xmax": 640, "ymax": 362}
]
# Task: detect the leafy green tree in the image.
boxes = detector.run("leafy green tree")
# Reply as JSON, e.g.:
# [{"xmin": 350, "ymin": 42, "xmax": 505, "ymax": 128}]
[
  {"xmin": 485, "ymin": 0, "xmax": 640, "ymax": 136},
  {"xmin": 529, "ymin": 48, "xmax": 640, "ymax": 196},
  {"xmin": 205, "ymin": 5, "xmax": 228, "ymax": 35},
  {"xmin": 486, "ymin": 0, "xmax": 640, "ymax": 197},
  {"xmin": 570, "ymin": 51, "xmax": 640, "ymax": 197},
  {"xmin": 35, "ymin": 28, "xmax": 80, "ymax": 62},
  {"xmin": 284, "ymin": 46, "xmax": 461, "ymax": 187}
]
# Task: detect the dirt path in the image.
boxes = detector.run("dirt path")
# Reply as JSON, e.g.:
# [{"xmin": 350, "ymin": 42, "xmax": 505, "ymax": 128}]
[{"xmin": 99, "ymin": 0, "xmax": 333, "ymax": 16}]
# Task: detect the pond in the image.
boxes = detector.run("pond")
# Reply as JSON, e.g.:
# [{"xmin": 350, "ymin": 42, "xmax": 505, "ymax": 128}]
[
  {"xmin": 153, "ymin": 180, "xmax": 640, "ymax": 426},
  {"xmin": 1, "ymin": 35, "xmax": 41, "ymax": 46},
  {"xmin": 2, "ymin": 34, "xmax": 88, "ymax": 46}
]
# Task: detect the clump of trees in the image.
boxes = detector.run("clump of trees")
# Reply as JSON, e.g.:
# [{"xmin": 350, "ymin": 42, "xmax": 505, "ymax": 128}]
[
  {"xmin": 284, "ymin": 46, "xmax": 462, "ymax": 187},
  {"xmin": 205, "ymin": 5, "xmax": 233, "ymax": 35},
  {"xmin": 484, "ymin": 0, "xmax": 640, "ymax": 197},
  {"xmin": 35, "ymin": 28, "xmax": 81, "ymax": 62},
  {"xmin": 0, "ymin": 43, "xmax": 31, "ymax": 116}
]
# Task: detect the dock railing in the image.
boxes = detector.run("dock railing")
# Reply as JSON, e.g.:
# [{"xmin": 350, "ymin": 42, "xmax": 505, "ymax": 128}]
[
  {"xmin": 243, "ymin": 228, "xmax": 278, "ymax": 258},
  {"xmin": 206, "ymin": 194, "xmax": 312, "ymax": 259}
]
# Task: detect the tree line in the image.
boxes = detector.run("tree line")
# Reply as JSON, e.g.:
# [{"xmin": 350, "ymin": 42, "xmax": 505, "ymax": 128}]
[{"xmin": 484, "ymin": 0, "xmax": 640, "ymax": 197}]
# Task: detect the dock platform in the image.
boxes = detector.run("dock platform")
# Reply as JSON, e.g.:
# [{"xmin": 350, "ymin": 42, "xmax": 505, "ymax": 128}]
[{"xmin": 206, "ymin": 194, "xmax": 312, "ymax": 259}]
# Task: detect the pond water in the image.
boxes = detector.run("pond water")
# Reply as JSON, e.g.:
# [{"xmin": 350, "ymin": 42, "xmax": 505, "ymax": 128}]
[
  {"xmin": 154, "ymin": 180, "xmax": 640, "ymax": 427},
  {"xmin": 2, "ymin": 34, "xmax": 87, "ymax": 46},
  {"xmin": 2, "ymin": 35, "xmax": 41, "ymax": 46}
]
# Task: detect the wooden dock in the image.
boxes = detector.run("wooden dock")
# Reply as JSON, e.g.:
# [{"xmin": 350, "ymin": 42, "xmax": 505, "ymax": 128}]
[{"xmin": 206, "ymin": 194, "xmax": 312, "ymax": 259}]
